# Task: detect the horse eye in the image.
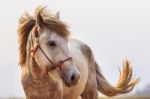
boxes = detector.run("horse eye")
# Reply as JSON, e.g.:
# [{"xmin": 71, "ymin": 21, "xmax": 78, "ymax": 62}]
[{"xmin": 48, "ymin": 41, "xmax": 56, "ymax": 47}]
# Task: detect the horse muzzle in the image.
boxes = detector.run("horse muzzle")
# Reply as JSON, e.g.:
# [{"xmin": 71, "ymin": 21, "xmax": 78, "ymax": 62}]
[{"xmin": 60, "ymin": 66, "xmax": 80, "ymax": 87}]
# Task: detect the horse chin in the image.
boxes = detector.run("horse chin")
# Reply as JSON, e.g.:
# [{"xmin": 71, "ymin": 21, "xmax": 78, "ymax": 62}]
[{"xmin": 65, "ymin": 81, "xmax": 78, "ymax": 87}]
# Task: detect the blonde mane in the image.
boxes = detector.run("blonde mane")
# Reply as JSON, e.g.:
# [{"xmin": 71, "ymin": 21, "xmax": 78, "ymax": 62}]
[{"xmin": 18, "ymin": 6, "xmax": 70, "ymax": 66}]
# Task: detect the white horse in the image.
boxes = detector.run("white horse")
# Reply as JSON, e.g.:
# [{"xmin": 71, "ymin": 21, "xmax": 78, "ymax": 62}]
[{"xmin": 17, "ymin": 6, "xmax": 139, "ymax": 99}]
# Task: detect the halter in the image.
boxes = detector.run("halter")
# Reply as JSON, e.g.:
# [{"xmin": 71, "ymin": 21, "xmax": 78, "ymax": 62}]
[{"xmin": 30, "ymin": 27, "xmax": 72, "ymax": 71}]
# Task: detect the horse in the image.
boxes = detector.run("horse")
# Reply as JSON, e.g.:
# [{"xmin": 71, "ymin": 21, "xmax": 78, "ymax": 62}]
[{"xmin": 17, "ymin": 6, "xmax": 140, "ymax": 99}]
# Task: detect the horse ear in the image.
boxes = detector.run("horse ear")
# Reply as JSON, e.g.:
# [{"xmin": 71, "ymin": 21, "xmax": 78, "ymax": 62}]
[
  {"xmin": 36, "ymin": 12, "xmax": 44, "ymax": 28},
  {"xmin": 55, "ymin": 12, "xmax": 60, "ymax": 20},
  {"xmin": 35, "ymin": 6, "xmax": 46, "ymax": 28}
]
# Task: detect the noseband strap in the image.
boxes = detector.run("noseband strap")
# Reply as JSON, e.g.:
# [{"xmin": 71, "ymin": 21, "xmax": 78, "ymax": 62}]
[
  {"xmin": 30, "ymin": 31, "xmax": 72, "ymax": 71},
  {"xmin": 56, "ymin": 57, "xmax": 72, "ymax": 71}
]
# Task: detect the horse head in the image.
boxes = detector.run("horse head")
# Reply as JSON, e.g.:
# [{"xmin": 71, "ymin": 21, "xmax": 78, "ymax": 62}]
[{"xmin": 18, "ymin": 6, "xmax": 80, "ymax": 87}]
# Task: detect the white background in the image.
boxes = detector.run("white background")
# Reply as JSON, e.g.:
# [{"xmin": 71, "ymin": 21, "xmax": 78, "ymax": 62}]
[{"xmin": 0, "ymin": 0, "xmax": 150, "ymax": 97}]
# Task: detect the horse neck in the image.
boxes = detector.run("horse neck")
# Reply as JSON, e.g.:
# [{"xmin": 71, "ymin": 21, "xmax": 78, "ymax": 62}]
[
  {"xmin": 26, "ymin": 35, "xmax": 49, "ymax": 82},
  {"xmin": 30, "ymin": 59, "xmax": 49, "ymax": 81}
]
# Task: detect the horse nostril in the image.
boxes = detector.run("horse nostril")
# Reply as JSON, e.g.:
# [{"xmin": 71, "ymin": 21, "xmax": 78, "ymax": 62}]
[
  {"xmin": 71, "ymin": 74, "xmax": 76, "ymax": 81},
  {"xmin": 71, "ymin": 73, "xmax": 80, "ymax": 82}
]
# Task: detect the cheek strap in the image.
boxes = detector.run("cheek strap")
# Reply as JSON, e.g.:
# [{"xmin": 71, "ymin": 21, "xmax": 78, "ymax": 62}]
[{"xmin": 31, "ymin": 41, "xmax": 39, "ymax": 56}]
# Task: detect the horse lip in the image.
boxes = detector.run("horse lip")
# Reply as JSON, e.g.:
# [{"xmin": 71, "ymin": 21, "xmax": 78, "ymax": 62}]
[{"xmin": 61, "ymin": 75, "xmax": 78, "ymax": 87}]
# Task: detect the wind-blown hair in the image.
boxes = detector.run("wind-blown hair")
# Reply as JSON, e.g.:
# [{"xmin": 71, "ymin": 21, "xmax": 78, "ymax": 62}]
[{"xmin": 18, "ymin": 6, "xmax": 70, "ymax": 66}]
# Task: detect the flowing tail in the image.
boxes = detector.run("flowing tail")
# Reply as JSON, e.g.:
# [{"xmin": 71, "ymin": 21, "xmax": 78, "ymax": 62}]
[{"xmin": 96, "ymin": 60, "xmax": 140, "ymax": 96}]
